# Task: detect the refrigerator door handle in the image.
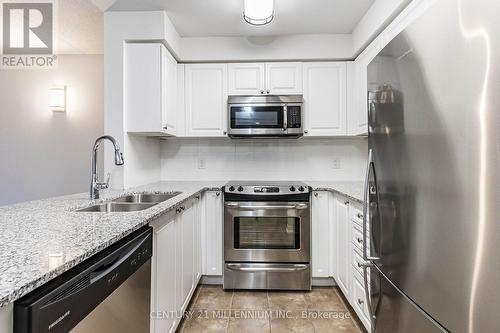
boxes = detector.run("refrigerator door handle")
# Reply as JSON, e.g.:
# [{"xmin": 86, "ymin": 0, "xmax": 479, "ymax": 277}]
[{"xmin": 363, "ymin": 148, "xmax": 381, "ymax": 262}]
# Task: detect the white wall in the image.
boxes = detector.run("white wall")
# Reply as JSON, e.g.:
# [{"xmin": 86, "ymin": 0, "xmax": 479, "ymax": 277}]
[
  {"xmin": 0, "ymin": 55, "xmax": 104, "ymax": 206},
  {"xmin": 161, "ymin": 138, "xmax": 367, "ymax": 181}
]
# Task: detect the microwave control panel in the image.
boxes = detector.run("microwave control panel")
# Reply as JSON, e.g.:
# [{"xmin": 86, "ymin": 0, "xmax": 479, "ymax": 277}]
[{"xmin": 287, "ymin": 106, "xmax": 302, "ymax": 128}]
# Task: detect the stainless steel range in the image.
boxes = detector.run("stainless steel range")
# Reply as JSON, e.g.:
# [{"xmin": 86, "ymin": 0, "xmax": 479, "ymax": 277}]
[{"xmin": 223, "ymin": 181, "xmax": 311, "ymax": 290}]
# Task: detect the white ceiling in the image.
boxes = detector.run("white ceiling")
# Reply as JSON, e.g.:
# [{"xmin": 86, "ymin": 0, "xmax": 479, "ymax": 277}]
[{"xmin": 108, "ymin": 0, "xmax": 375, "ymax": 37}]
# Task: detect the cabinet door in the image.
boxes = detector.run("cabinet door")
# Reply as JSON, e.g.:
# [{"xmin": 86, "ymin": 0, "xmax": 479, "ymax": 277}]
[
  {"xmin": 265, "ymin": 62, "xmax": 302, "ymax": 95},
  {"xmin": 180, "ymin": 202, "xmax": 195, "ymax": 309},
  {"xmin": 312, "ymin": 191, "xmax": 330, "ymax": 277},
  {"xmin": 124, "ymin": 43, "xmax": 176, "ymax": 135},
  {"xmin": 203, "ymin": 191, "xmax": 223, "ymax": 275},
  {"xmin": 162, "ymin": 47, "xmax": 177, "ymax": 135},
  {"xmin": 228, "ymin": 63, "xmax": 265, "ymax": 95},
  {"xmin": 303, "ymin": 62, "xmax": 347, "ymax": 136},
  {"xmin": 124, "ymin": 43, "xmax": 162, "ymax": 133},
  {"xmin": 194, "ymin": 196, "xmax": 202, "ymax": 281},
  {"xmin": 152, "ymin": 216, "xmax": 177, "ymax": 333},
  {"xmin": 185, "ymin": 64, "xmax": 228, "ymax": 137},
  {"xmin": 335, "ymin": 196, "xmax": 350, "ymax": 298}
]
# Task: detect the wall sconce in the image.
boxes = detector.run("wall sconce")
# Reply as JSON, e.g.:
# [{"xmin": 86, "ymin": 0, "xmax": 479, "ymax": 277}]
[{"xmin": 49, "ymin": 86, "xmax": 66, "ymax": 112}]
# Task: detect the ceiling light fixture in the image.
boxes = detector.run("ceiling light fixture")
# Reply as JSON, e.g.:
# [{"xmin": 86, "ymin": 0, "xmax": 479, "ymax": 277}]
[{"xmin": 243, "ymin": 0, "xmax": 274, "ymax": 26}]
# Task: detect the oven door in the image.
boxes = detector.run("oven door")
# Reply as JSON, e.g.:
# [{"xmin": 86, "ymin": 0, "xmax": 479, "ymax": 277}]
[
  {"xmin": 224, "ymin": 201, "xmax": 310, "ymax": 263},
  {"xmin": 228, "ymin": 104, "xmax": 286, "ymax": 136}
]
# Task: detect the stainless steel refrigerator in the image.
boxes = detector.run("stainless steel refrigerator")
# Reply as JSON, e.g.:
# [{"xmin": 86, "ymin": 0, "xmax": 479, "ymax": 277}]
[{"xmin": 363, "ymin": 0, "xmax": 499, "ymax": 332}]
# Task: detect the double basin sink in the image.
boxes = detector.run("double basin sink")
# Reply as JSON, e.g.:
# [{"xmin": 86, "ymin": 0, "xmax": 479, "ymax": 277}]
[{"xmin": 77, "ymin": 192, "xmax": 181, "ymax": 212}]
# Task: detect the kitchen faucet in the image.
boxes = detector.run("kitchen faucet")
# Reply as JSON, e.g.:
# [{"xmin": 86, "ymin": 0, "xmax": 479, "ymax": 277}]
[{"xmin": 90, "ymin": 135, "xmax": 124, "ymax": 200}]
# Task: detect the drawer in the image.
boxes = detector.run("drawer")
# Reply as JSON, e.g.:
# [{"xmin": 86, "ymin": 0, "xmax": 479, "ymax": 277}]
[
  {"xmin": 350, "ymin": 203, "xmax": 364, "ymax": 226},
  {"xmin": 351, "ymin": 223, "xmax": 364, "ymax": 252},
  {"xmin": 352, "ymin": 245, "xmax": 368, "ymax": 277},
  {"xmin": 352, "ymin": 275, "xmax": 371, "ymax": 330}
]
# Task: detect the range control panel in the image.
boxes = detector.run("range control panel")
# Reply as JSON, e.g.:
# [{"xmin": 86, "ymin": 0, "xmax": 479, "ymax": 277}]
[{"xmin": 224, "ymin": 182, "xmax": 309, "ymax": 195}]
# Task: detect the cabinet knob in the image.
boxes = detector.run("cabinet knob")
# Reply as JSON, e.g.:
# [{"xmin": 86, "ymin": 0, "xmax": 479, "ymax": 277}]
[
  {"xmin": 344, "ymin": 200, "xmax": 349, "ymax": 205},
  {"xmin": 216, "ymin": 192, "xmax": 221, "ymax": 197},
  {"xmin": 223, "ymin": 131, "xmax": 227, "ymax": 135},
  {"xmin": 304, "ymin": 130, "xmax": 309, "ymax": 134},
  {"xmin": 358, "ymin": 299, "xmax": 364, "ymax": 305},
  {"xmin": 314, "ymin": 192, "xmax": 318, "ymax": 197},
  {"xmin": 357, "ymin": 213, "xmax": 364, "ymax": 219},
  {"xmin": 266, "ymin": 90, "xmax": 270, "ymax": 94},
  {"xmin": 260, "ymin": 90, "xmax": 264, "ymax": 94},
  {"xmin": 176, "ymin": 207, "xmax": 182, "ymax": 213},
  {"xmin": 357, "ymin": 237, "xmax": 363, "ymax": 244}
]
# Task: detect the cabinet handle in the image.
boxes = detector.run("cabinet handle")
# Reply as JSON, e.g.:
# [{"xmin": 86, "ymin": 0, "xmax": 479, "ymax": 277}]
[
  {"xmin": 266, "ymin": 90, "xmax": 270, "ymax": 94},
  {"xmin": 357, "ymin": 262, "xmax": 363, "ymax": 268},
  {"xmin": 223, "ymin": 131, "xmax": 227, "ymax": 135},
  {"xmin": 314, "ymin": 193, "xmax": 318, "ymax": 197},
  {"xmin": 260, "ymin": 90, "xmax": 264, "ymax": 94},
  {"xmin": 357, "ymin": 213, "xmax": 364, "ymax": 219},
  {"xmin": 195, "ymin": 195, "xmax": 200, "ymax": 199},
  {"xmin": 344, "ymin": 200, "xmax": 349, "ymax": 205},
  {"xmin": 304, "ymin": 130, "xmax": 309, "ymax": 134},
  {"xmin": 216, "ymin": 192, "xmax": 221, "ymax": 197},
  {"xmin": 358, "ymin": 299, "xmax": 364, "ymax": 305},
  {"xmin": 176, "ymin": 207, "xmax": 182, "ymax": 213},
  {"xmin": 357, "ymin": 237, "xmax": 363, "ymax": 244}
]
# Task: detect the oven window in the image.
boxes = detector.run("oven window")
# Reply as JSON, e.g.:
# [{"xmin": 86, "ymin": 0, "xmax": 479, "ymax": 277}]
[
  {"xmin": 234, "ymin": 217, "xmax": 300, "ymax": 249},
  {"xmin": 230, "ymin": 106, "xmax": 283, "ymax": 128}
]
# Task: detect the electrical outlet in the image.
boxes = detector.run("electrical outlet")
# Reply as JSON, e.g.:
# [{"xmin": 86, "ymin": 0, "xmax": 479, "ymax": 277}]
[
  {"xmin": 332, "ymin": 158, "xmax": 341, "ymax": 169},
  {"xmin": 198, "ymin": 158, "xmax": 206, "ymax": 169}
]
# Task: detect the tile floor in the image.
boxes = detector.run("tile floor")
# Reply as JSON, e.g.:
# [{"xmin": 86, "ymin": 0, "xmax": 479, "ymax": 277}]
[{"xmin": 178, "ymin": 286, "xmax": 364, "ymax": 333}]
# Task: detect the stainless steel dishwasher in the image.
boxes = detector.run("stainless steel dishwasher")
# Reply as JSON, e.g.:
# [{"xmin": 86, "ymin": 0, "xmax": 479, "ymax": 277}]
[{"xmin": 14, "ymin": 227, "xmax": 152, "ymax": 333}]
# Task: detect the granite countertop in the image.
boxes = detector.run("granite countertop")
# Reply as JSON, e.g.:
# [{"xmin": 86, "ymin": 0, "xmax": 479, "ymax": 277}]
[
  {"xmin": 0, "ymin": 180, "xmax": 363, "ymax": 307},
  {"xmin": 305, "ymin": 181, "xmax": 364, "ymax": 203},
  {"xmin": 0, "ymin": 181, "xmax": 224, "ymax": 307}
]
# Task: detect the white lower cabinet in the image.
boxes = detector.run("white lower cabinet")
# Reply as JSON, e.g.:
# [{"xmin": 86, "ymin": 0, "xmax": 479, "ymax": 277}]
[
  {"xmin": 335, "ymin": 196, "xmax": 350, "ymax": 299},
  {"xmin": 311, "ymin": 191, "xmax": 330, "ymax": 277},
  {"xmin": 151, "ymin": 197, "xmax": 202, "ymax": 333},
  {"xmin": 312, "ymin": 194, "xmax": 370, "ymax": 332},
  {"xmin": 202, "ymin": 191, "xmax": 223, "ymax": 276}
]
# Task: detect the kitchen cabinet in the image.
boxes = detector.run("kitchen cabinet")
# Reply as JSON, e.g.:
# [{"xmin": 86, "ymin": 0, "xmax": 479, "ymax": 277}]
[
  {"xmin": 152, "ymin": 212, "xmax": 178, "ymax": 333},
  {"xmin": 335, "ymin": 195, "xmax": 350, "ymax": 298},
  {"xmin": 265, "ymin": 62, "xmax": 303, "ymax": 95},
  {"xmin": 124, "ymin": 43, "xmax": 177, "ymax": 136},
  {"xmin": 303, "ymin": 62, "xmax": 347, "ymax": 136},
  {"xmin": 202, "ymin": 191, "xmax": 223, "ymax": 276},
  {"xmin": 185, "ymin": 64, "xmax": 228, "ymax": 137},
  {"xmin": 311, "ymin": 191, "xmax": 330, "ymax": 277},
  {"xmin": 151, "ymin": 197, "xmax": 202, "ymax": 333},
  {"xmin": 228, "ymin": 63, "xmax": 265, "ymax": 95},
  {"xmin": 228, "ymin": 62, "xmax": 302, "ymax": 95}
]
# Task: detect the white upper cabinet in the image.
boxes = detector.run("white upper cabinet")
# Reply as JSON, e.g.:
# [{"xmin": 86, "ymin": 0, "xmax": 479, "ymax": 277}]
[
  {"xmin": 265, "ymin": 62, "xmax": 303, "ymax": 95},
  {"xmin": 124, "ymin": 43, "xmax": 177, "ymax": 136},
  {"xmin": 185, "ymin": 64, "xmax": 228, "ymax": 137},
  {"xmin": 228, "ymin": 63, "xmax": 265, "ymax": 95},
  {"xmin": 303, "ymin": 62, "xmax": 347, "ymax": 136}
]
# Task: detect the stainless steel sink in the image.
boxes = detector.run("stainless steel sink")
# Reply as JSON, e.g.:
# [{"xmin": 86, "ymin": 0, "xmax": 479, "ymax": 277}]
[
  {"xmin": 76, "ymin": 202, "xmax": 156, "ymax": 213},
  {"xmin": 111, "ymin": 192, "xmax": 181, "ymax": 204}
]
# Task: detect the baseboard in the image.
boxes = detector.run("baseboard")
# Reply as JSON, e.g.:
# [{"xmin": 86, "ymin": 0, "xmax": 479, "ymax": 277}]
[
  {"xmin": 312, "ymin": 277, "xmax": 336, "ymax": 287},
  {"xmin": 200, "ymin": 275, "xmax": 223, "ymax": 285}
]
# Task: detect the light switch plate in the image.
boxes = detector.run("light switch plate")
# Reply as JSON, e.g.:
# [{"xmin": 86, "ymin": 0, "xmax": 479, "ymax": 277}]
[
  {"xmin": 332, "ymin": 158, "xmax": 341, "ymax": 169},
  {"xmin": 198, "ymin": 158, "xmax": 206, "ymax": 169}
]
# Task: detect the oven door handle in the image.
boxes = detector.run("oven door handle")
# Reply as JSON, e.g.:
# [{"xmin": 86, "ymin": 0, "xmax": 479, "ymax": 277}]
[
  {"xmin": 225, "ymin": 203, "xmax": 308, "ymax": 210},
  {"xmin": 226, "ymin": 263, "xmax": 309, "ymax": 272}
]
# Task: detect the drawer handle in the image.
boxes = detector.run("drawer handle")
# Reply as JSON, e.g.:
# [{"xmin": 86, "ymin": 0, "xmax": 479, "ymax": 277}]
[
  {"xmin": 357, "ymin": 237, "xmax": 363, "ymax": 244},
  {"xmin": 357, "ymin": 213, "xmax": 363, "ymax": 219},
  {"xmin": 314, "ymin": 193, "xmax": 319, "ymax": 197},
  {"xmin": 358, "ymin": 299, "xmax": 364, "ymax": 305},
  {"xmin": 357, "ymin": 262, "xmax": 363, "ymax": 268}
]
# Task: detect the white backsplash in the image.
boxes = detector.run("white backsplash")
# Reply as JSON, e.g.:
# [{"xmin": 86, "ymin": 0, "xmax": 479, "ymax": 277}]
[{"xmin": 161, "ymin": 138, "xmax": 368, "ymax": 181}]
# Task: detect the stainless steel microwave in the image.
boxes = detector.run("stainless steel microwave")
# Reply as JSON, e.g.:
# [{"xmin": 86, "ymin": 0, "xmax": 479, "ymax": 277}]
[{"xmin": 227, "ymin": 95, "xmax": 303, "ymax": 138}]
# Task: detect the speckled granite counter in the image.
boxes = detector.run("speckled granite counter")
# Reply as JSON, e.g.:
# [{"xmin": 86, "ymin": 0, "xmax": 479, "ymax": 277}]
[
  {"xmin": 305, "ymin": 181, "xmax": 364, "ymax": 203},
  {"xmin": 0, "ymin": 180, "xmax": 364, "ymax": 308},
  {"xmin": 0, "ymin": 181, "xmax": 224, "ymax": 307}
]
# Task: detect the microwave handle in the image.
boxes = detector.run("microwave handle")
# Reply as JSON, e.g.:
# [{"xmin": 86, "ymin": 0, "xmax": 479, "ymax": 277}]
[{"xmin": 283, "ymin": 105, "xmax": 288, "ymax": 131}]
